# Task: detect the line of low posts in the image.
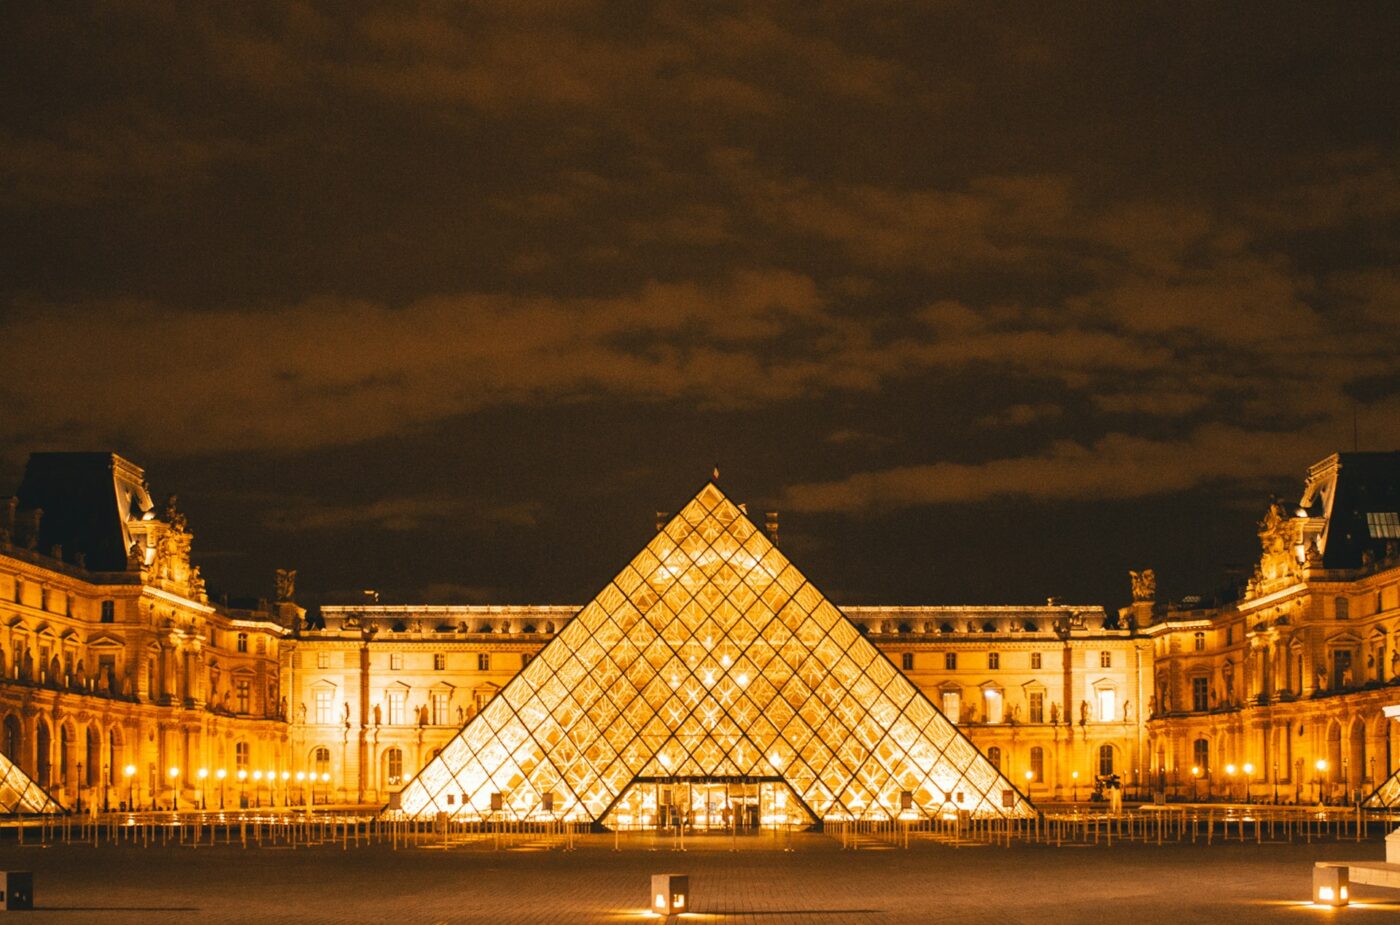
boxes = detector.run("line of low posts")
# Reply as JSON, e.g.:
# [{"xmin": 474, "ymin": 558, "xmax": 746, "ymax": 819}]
[{"xmin": 1, "ymin": 804, "xmax": 1393, "ymax": 850}]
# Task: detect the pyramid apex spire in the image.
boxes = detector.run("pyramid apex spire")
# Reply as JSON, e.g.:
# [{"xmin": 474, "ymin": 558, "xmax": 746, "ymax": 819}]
[{"xmin": 711, "ymin": 464, "xmax": 720, "ymax": 482}]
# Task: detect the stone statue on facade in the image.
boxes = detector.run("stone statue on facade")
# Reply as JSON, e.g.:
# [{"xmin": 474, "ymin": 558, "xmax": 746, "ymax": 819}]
[
  {"xmin": 1079, "ymin": 700, "xmax": 1089, "ymax": 725},
  {"xmin": 1130, "ymin": 569, "xmax": 1156, "ymax": 602},
  {"xmin": 274, "ymin": 569, "xmax": 297, "ymax": 603},
  {"xmin": 1050, "ymin": 701, "xmax": 1060, "ymax": 724}
]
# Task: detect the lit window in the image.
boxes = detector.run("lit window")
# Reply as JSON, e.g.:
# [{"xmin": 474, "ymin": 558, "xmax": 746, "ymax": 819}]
[
  {"xmin": 390, "ymin": 653, "xmax": 404, "ymax": 671},
  {"xmin": 1030, "ymin": 746, "xmax": 1044, "ymax": 782},
  {"xmin": 317, "ymin": 651, "xmax": 331, "ymax": 670},
  {"xmin": 314, "ymin": 688, "xmax": 333, "ymax": 725},
  {"xmin": 235, "ymin": 741, "xmax": 250, "ymax": 772},
  {"xmin": 1334, "ymin": 596, "xmax": 1349, "ymax": 620},
  {"xmin": 1193, "ymin": 632, "xmax": 1205, "ymax": 652},
  {"xmin": 477, "ymin": 653, "xmax": 491, "ymax": 671},
  {"xmin": 1098, "ymin": 744, "xmax": 1115, "ymax": 776},
  {"xmin": 100, "ymin": 600, "xmax": 115, "ymax": 623},
  {"xmin": 983, "ymin": 687, "xmax": 1004, "ymax": 723},
  {"xmin": 1366, "ymin": 511, "xmax": 1400, "ymax": 538},
  {"xmin": 1099, "ymin": 651, "xmax": 1111, "ymax": 669},
  {"xmin": 431, "ymin": 691, "xmax": 450, "ymax": 725},
  {"xmin": 434, "ymin": 653, "xmax": 446, "ymax": 671},
  {"xmin": 987, "ymin": 746, "xmax": 1001, "ymax": 769},
  {"xmin": 1029, "ymin": 690, "xmax": 1044, "ymax": 723},
  {"xmin": 235, "ymin": 678, "xmax": 251, "ymax": 714},
  {"xmin": 901, "ymin": 652, "xmax": 914, "ymax": 671},
  {"xmin": 1030, "ymin": 652, "xmax": 1042, "ymax": 670},
  {"xmin": 941, "ymin": 689, "xmax": 961, "ymax": 723},
  {"xmin": 1193, "ymin": 738, "xmax": 1209, "ymax": 775},
  {"xmin": 988, "ymin": 652, "xmax": 1000, "ymax": 670},
  {"xmin": 1096, "ymin": 687, "xmax": 1116, "ymax": 722},
  {"xmin": 312, "ymin": 747, "xmax": 331, "ymax": 778},
  {"xmin": 385, "ymin": 747, "xmax": 404, "ymax": 786},
  {"xmin": 1192, "ymin": 676, "xmax": 1209, "ymax": 712},
  {"xmin": 236, "ymin": 633, "xmax": 248, "ymax": 653},
  {"xmin": 944, "ymin": 652, "xmax": 957, "ymax": 670},
  {"xmin": 387, "ymin": 690, "xmax": 406, "ymax": 725}
]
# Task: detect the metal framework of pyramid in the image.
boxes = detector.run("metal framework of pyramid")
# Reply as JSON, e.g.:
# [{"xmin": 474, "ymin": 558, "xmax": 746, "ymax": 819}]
[
  {"xmin": 1363, "ymin": 767, "xmax": 1400, "ymax": 809},
  {"xmin": 397, "ymin": 480, "xmax": 1033, "ymax": 824},
  {"xmin": 0, "ymin": 747, "xmax": 63, "ymax": 814}
]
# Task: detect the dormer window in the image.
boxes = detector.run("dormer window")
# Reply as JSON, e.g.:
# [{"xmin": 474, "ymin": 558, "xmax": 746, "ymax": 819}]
[{"xmin": 1366, "ymin": 512, "xmax": 1400, "ymax": 538}]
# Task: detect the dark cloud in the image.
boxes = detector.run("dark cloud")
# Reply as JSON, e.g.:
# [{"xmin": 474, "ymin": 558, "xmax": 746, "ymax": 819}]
[{"xmin": 4, "ymin": 0, "xmax": 1400, "ymax": 607}]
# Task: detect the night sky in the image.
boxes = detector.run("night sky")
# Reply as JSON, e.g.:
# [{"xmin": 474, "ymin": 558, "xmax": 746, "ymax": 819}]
[{"xmin": 4, "ymin": 3, "xmax": 1399, "ymax": 612}]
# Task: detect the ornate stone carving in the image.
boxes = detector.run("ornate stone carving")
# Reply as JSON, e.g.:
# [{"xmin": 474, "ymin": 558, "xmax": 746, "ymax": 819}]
[{"xmin": 1130, "ymin": 569, "xmax": 1156, "ymax": 602}]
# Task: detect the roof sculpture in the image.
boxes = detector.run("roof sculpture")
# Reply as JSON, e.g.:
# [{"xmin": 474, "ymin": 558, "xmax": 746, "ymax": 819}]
[{"xmin": 395, "ymin": 479, "xmax": 1033, "ymax": 825}]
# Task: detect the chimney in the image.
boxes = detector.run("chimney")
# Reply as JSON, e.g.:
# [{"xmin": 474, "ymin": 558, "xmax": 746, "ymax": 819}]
[
  {"xmin": 764, "ymin": 511, "xmax": 779, "ymax": 546},
  {"xmin": 655, "ymin": 511, "xmax": 669, "ymax": 532}
]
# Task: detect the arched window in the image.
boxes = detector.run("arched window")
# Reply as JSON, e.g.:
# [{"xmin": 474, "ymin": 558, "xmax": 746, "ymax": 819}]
[
  {"xmin": 987, "ymin": 746, "xmax": 1002, "ymax": 770},
  {"xmin": 1192, "ymin": 738, "xmax": 1209, "ymax": 775},
  {"xmin": 1098, "ymin": 744, "xmax": 1115, "ymax": 776},
  {"xmin": 235, "ymin": 741, "xmax": 250, "ymax": 772},
  {"xmin": 3, "ymin": 715, "xmax": 21, "ymax": 763},
  {"xmin": 1030, "ymin": 746, "xmax": 1044, "ymax": 783},
  {"xmin": 385, "ymin": 747, "xmax": 404, "ymax": 786}
]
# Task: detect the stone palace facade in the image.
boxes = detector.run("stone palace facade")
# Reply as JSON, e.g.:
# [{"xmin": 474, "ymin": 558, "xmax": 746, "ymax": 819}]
[{"xmin": 2, "ymin": 450, "xmax": 1398, "ymax": 811}]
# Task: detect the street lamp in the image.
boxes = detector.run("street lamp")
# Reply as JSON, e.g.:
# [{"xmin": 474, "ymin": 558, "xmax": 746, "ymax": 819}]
[
  {"xmin": 252, "ymin": 770, "xmax": 263, "ymax": 808},
  {"xmin": 197, "ymin": 768, "xmax": 208, "ymax": 810},
  {"xmin": 1242, "ymin": 763, "xmax": 1254, "ymax": 804},
  {"xmin": 124, "ymin": 764, "xmax": 136, "ymax": 812},
  {"xmin": 1071, "ymin": 770, "xmax": 1079, "ymax": 802},
  {"xmin": 216, "ymin": 768, "xmax": 227, "ymax": 810},
  {"xmin": 281, "ymin": 770, "xmax": 290, "ymax": 808},
  {"xmin": 296, "ymin": 771, "xmax": 306, "ymax": 808},
  {"xmin": 1225, "ymin": 764, "xmax": 1237, "ymax": 802},
  {"xmin": 1191, "ymin": 765, "xmax": 1201, "ymax": 801},
  {"xmin": 238, "ymin": 769, "xmax": 248, "ymax": 808},
  {"xmin": 1315, "ymin": 758, "xmax": 1328, "ymax": 805},
  {"xmin": 77, "ymin": 761, "xmax": 84, "ymax": 813},
  {"xmin": 168, "ymin": 767, "xmax": 180, "ymax": 811}
]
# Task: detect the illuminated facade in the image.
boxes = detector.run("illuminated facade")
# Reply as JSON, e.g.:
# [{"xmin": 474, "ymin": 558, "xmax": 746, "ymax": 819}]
[
  {"xmin": 393, "ymin": 481, "xmax": 1033, "ymax": 824},
  {"xmin": 0, "ymin": 454, "xmax": 295, "ymax": 812},
  {"xmin": 1146, "ymin": 453, "xmax": 1400, "ymax": 804}
]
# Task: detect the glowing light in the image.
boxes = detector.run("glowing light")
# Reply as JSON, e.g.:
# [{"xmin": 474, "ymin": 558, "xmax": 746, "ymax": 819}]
[
  {"xmin": 1315, "ymin": 759, "xmax": 1328, "ymax": 772},
  {"xmin": 1242, "ymin": 763, "xmax": 1253, "ymax": 776},
  {"xmin": 216, "ymin": 769, "xmax": 227, "ymax": 780},
  {"xmin": 296, "ymin": 772, "xmax": 305, "ymax": 782},
  {"xmin": 1225, "ymin": 764, "xmax": 1236, "ymax": 776},
  {"xmin": 237, "ymin": 769, "xmax": 248, "ymax": 781},
  {"xmin": 167, "ymin": 766, "xmax": 179, "ymax": 779},
  {"xmin": 1191, "ymin": 766, "xmax": 1201, "ymax": 777},
  {"xmin": 123, "ymin": 764, "xmax": 136, "ymax": 777},
  {"xmin": 252, "ymin": 770, "xmax": 263, "ymax": 781},
  {"xmin": 1318, "ymin": 888, "xmax": 1333, "ymax": 902},
  {"xmin": 197, "ymin": 768, "xmax": 208, "ymax": 780}
]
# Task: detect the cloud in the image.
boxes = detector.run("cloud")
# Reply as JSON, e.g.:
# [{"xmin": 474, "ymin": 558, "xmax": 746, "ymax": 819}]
[
  {"xmin": 262, "ymin": 493, "xmax": 546, "ymax": 533},
  {"xmin": 783, "ymin": 404, "xmax": 1400, "ymax": 513}
]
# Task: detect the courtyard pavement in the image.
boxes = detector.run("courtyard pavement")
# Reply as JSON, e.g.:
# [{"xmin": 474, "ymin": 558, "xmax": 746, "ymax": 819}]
[{"xmin": 0, "ymin": 832, "xmax": 1397, "ymax": 923}]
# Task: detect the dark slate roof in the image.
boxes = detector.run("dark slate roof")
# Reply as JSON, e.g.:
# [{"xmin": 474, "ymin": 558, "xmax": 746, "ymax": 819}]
[
  {"xmin": 1320, "ymin": 452, "xmax": 1400, "ymax": 569},
  {"xmin": 14, "ymin": 452, "xmax": 146, "ymax": 572}
]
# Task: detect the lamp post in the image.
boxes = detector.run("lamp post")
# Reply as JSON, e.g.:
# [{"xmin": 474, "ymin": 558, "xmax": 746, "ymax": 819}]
[
  {"xmin": 1191, "ymin": 766, "xmax": 1201, "ymax": 801},
  {"xmin": 77, "ymin": 760, "xmax": 84, "ymax": 814},
  {"xmin": 1071, "ymin": 770, "xmax": 1079, "ymax": 802},
  {"xmin": 197, "ymin": 768, "xmax": 208, "ymax": 810},
  {"xmin": 1024, "ymin": 769, "xmax": 1034, "ymax": 795},
  {"xmin": 216, "ymin": 768, "xmax": 226, "ymax": 810},
  {"xmin": 1314, "ymin": 758, "xmax": 1328, "ymax": 805},
  {"xmin": 168, "ymin": 767, "xmax": 180, "ymax": 811},
  {"xmin": 124, "ymin": 763, "xmax": 136, "ymax": 812},
  {"xmin": 1225, "ymin": 764, "xmax": 1237, "ymax": 802},
  {"xmin": 281, "ymin": 770, "xmax": 291, "ymax": 808},
  {"xmin": 102, "ymin": 763, "xmax": 109, "ymax": 813},
  {"xmin": 1242, "ymin": 763, "xmax": 1254, "ymax": 804},
  {"xmin": 296, "ymin": 771, "xmax": 306, "ymax": 808},
  {"xmin": 252, "ymin": 770, "xmax": 262, "ymax": 808},
  {"xmin": 237, "ymin": 769, "xmax": 248, "ymax": 808},
  {"xmin": 321, "ymin": 771, "xmax": 331, "ymax": 805}
]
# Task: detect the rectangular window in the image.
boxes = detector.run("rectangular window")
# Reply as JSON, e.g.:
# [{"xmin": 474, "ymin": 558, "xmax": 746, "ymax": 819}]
[
  {"xmin": 941, "ymin": 690, "xmax": 961, "ymax": 723},
  {"xmin": 1099, "ymin": 651, "xmax": 1111, "ymax": 669},
  {"xmin": 944, "ymin": 652, "xmax": 957, "ymax": 670},
  {"xmin": 988, "ymin": 652, "xmax": 1000, "ymax": 670},
  {"xmin": 236, "ymin": 633, "xmax": 248, "ymax": 653},
  {"xmin": 1366, "ymin": 511, "xmax": 1400, "ymax": 538},
  {"xmin": 1030, "ymin": 652, "xmax": 1042, "ymax": 670},
  {"xmin": 235, "ymin": 741, "xmax": 250, "ymax": 772},
  {"xmin": 390, "ymin": 653, "xmax": 403, "ymax": 670},
  {"xmin": 100, "ymin": 600, "xmax": 115, "ymax": 623},
  {"xmin": 235, "ymin": 678, "xmax": 251, "ymax": 714},
  {"xmin": 1335, "ymin": 596, "xmax": 1350, "ymax": 620},
  {"xmin": 521, "ymin": 653, "xmax": 532, "ymax": 668},
  {"xmin": 477, "ymin": 653, "xmax": 491, "ymax": 671},
  {"xmin": 1226, "ymin": 626, "xmax": 1234, "ymax": 646},
  {"xmin": 431, "ymin": 691, "xmax": 450, "ymax": 725},
  {"xmin": 433, "ymin": 653, "xmax": 446, "ymax": 671},
  {"xmin": 1096, "ymin": 687, "xmax": 1116, "ymax": 722},
  {"xmin": 387, "ymin": 690, "xmax": 406, "ymax": 725},
  {"xmin": 983, "ymin": 688, "xmax": 1003, "ymax": 723},
  {"xmin": 901, "ymin": 652, "xmax": 914, "ymax": 670},
  {"xmin": 317, "ymin": 651, "xmax": 332, "ymax": 670},
  {"xmin": 314, "ymin": 688, "xmax": 333, "ymax": 725},
  {"xmin": 1193, "ymin": 632, "xmax": 1205, "ymax": 652},
  {"xmin": 1191, "ymin": 676, "xmax": 1209, "ymax": 712},
  {"xmin": 1029, "ymin": 690, "xmax": 1044, "ymax": 723}
]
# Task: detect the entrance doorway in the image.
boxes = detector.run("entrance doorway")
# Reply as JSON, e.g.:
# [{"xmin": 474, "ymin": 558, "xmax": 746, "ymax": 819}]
[{"xmin": 602, "ymin": 776, "xmax": 815, "ymax": 831}]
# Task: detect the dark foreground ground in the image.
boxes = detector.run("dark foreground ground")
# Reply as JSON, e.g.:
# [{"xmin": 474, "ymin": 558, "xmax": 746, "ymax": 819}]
[{"xmin": 0, "ymin": 832, "xmax": 1396, "ymax": 924}]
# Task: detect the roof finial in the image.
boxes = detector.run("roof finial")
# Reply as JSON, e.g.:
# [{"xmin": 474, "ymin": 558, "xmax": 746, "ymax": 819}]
[{"xmin": 712, "ymin": 464, "xmax": 720, "ymax": 483}]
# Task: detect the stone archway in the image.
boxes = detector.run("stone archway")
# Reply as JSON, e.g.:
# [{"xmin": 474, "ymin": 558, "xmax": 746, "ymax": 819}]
[
  {"xmin": 35, "ymin": 720, "xmax": 51, "ymax": 788},
  {"xmin": 1349, "ymin": 718, "xmax": 1367, "ymax": 792}
]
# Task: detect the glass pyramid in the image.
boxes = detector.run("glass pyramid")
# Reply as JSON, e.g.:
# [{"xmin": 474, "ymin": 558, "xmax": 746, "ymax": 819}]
[
  {"xmin": 0, "ymin": 747, "xmax": 62, "ymax": 814},
  {"xmin": 1363, "ymin": 767, "xmax": 1400, "ymax": 809},
  {"xmin": 397, "ymin": 480, "xmax": 1034, "ymax": 824}
]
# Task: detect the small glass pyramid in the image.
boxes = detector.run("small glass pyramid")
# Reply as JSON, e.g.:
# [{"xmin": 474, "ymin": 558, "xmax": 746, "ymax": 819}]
[
  {"xmin": 0, "ymin": 746, "xmax": 63, "ymax": 814},
  {"xmin": 397, "ymin": 480, "xmax": 1033, "ymax": 824}
]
